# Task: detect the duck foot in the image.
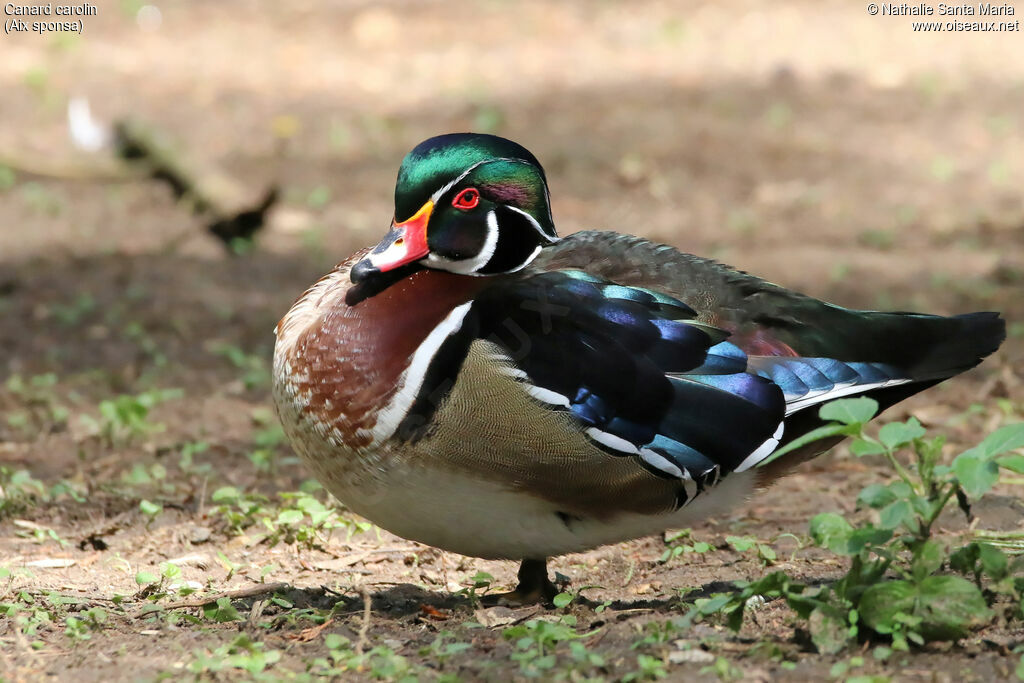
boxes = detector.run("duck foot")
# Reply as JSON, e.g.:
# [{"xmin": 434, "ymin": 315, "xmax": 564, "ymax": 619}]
[{"xmin": 482, "ymin": 558, "xmax": 560, "ymax": 606}]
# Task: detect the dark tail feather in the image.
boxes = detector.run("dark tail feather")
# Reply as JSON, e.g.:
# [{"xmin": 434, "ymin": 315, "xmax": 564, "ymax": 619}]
[
  {"xmin": 757, "ymin": 311, "xmax": 1004, "ymax": 486},
  {"xmin": 907, "ymin": 311, "xmax": 1006, "ymax": 380}
]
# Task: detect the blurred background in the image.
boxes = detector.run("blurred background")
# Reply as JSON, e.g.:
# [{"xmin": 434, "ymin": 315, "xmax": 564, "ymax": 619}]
[
  {"xmin": 3, "ymin": 1, "xmax": 1022, "ymax": 366},
  {"xmin": 1, "ymin": 1, "xmax": 1022, "ymax": 677}
]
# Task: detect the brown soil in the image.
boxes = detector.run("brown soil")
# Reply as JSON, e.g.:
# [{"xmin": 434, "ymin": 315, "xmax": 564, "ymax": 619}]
[{"xmin": 1, "ymin": 1, "xmax": 1023, "ymax": 681}]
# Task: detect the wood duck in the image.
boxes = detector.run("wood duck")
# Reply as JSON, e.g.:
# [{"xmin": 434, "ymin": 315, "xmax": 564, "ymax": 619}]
[{"xmin": 273, "ymin": 133, "xmax": 1005, "ymax": 604}]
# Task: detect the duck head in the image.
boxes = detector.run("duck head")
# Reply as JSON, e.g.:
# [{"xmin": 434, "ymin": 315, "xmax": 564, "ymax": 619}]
[{"xmin": 349, "ymin": 133, "xmax": 558, "ymax": 301}]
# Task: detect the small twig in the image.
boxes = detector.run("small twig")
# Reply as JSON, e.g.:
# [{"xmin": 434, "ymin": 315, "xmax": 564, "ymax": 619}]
[
  {"xmin": 129, "ymin": 581, "xmax": 289, "ymax": 618},
  {"xmin": 288, "ymin": 617, "xmax": 335, "ymax": 643},
  {"xmin": 355, "ymin": 587, "xmax": 372, "ymax": 656}
]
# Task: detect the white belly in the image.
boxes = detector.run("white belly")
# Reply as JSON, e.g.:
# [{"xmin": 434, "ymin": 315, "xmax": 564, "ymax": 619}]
[{"xmin": 298, "ymin": 446, "xmax": 755, "ymax": 559}]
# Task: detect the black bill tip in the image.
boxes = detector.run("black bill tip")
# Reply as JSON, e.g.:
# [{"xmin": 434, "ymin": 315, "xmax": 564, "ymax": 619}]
[
  {"xmin": 350, "ymin": 258, "xmax": 380, "ymax": 284},
  {"xmin": 345, "ymin": 261, "xmax": 423, "ymax": 307}
]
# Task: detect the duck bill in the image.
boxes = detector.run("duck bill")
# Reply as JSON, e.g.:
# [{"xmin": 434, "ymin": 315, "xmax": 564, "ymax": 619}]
[{"xmin": 351, "ymin": 201, "xmax": 433, "ymax": 284}]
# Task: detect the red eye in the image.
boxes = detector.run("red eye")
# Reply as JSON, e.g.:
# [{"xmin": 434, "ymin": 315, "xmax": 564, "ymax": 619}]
[{"xmin": 452, "ymin": 187, "xmax": 480, "ymax": 210}]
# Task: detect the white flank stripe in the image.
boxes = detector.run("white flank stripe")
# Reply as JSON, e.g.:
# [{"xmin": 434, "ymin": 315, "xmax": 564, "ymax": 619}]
[
  {"xmin": 681, "ymin": 477, "xmax": 698, "ymax": 502},
  {"xmin": 500, "ymin": 366, "xmax": 530, "ymax": 380},
  {"xmin": 784, "ymin": 379, "xmax": 911, "ymax": 415},
  {"xmin": 639, "ymin": 448, "xmax": 685, "ymax": 479},
  {"xmin": 735, "ymin": 421, "xmax": 785, "ymax": 472},
  {"xmin": 371, "ymin": 302, "xmax": 474, "ymax": 442},
  {"xmin": 586, "ymin": 428, "xmax": 640, "ymax": 455},
  {"xmin": 524, "ymin": 385, "xmax": 571, "ymax": 408}
]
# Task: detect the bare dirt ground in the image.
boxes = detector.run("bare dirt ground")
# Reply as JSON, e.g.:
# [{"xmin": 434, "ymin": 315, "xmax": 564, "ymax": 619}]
[{"xmin": 1, "ymin": 1, "xmax": 1023, "ymax": 680}]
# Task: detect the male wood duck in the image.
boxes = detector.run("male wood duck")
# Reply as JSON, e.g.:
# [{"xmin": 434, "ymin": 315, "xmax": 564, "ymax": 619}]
[{"xmin": 273, "ymin": 133, "xmax": 1005, "ymax": 604}]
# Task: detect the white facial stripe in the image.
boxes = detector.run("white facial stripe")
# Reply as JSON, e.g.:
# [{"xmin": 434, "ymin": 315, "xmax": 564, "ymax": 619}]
[
  {"xmin": 502, "ymin": 245, "xmax": 543, "ymax": 274},
  {"xmin": 505, "ymin": 205, "xmax": 558, "ymax": 242},
  {"xmin": 429, "ymin": 157, "xmax": 546, "ymax": 206},
  {"xmin": 371, "ymin": 301, "xmax": 475, "ymax": 442},
  {"xmin": 430, "ymin": 159, "xmax": 491, "ymax": 204}
]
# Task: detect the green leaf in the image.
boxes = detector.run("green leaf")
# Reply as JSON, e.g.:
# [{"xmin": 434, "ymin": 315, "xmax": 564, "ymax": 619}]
[
  {"xmin": 911, "ymin": 540, "xmax": 943, "ymax": 582},
  {"xmin": 203, "ymin": 596, "xmax": 242, "ymax": 622},
  {"xmin": 808, "ymin": 606, "xmax": 851, "ymax": 655},
  {"xmin": 552, "ymin": 592, "xmax": 573, "ymax": 608},
  {"xmin": 879, "ymin": 500, "xmax": 913, "ymax": 530},
  {"xmin": 953, "ymin": 453, "xmax": 999, "ymax": 498},
  {"xmin": 914, "ymin": 575, "xmax": 991, "ymax": 640},
  {"xmin": 819, "ymin": 397, "xmax": 878, "ymax": 426},
  {"xmin": 860, "ymin": 576, "xmax": 990, "ymax": 642},
  {"xmin": 850, "ymin": 439, "xmax": 887, "ymax": 457},
  {"xmin": 160, "ymin": 562, "xmax": 182, "ymax": 580},
  {"xmin": 758, "ymin": 424, "xmax": 850, "ymax": 466},
  {"xmin": 973, "ymin": 422, "xmax": 1024, "ymax": 459},
  {"xmin": 878, "ymin": 418, "xmax": 926, "ymax": 451},
  {"xmin": 996, "ymin": 454, "xmax": 1024, "ymax": 474},
  {"xmin": 211, "ymin": 486, "xmax": 240, "ymax": 504},
  {"xmin": 857, "ymin": 483, "xmax": 897, "ymax": 509},
  {"xmin": 135, "ymin": 571, "xmax": 158, "ymax": 585},
  {"xmin": 139, "ymin": 499, "xmax": 161, "ymax": 518},
  {"xmin": 949, "ymin": 543, "xmax": 981, "ymax": 577},
  {"xmin": 275, "ymin": 510, "xmax": 304, "ymax": 525},
  {"xmin": 859, "ymin": 579, "xmax": 915, "ymax": 634},
  {"xmin": 978, "ymin": 543, "xmax": 1008, "ymax": 581},
  {"xmin": 726, "ymin": 536, "xmax": 756, "ymax": 552},
  {"xmin": 809, "ymin": 513, "xmax": 853, "ymax": 554},
  {"xmin": 845, "ymin": 527, "xmax": 893, "ymax": 554}
]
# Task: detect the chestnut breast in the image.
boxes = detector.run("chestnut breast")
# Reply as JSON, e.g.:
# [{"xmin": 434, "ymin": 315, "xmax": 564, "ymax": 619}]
[{"xmin": 276, "ymin": 251, "xmax": 487, "ymax": 448}]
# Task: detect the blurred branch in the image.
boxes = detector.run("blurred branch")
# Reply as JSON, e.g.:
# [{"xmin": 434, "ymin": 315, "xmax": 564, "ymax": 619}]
[
  {"xmin": 0, "ymin": 151, "xmax": 145, "ymax": 182},
  {"xmin": 0, "ymin": 101, "xmax": 279, "ymax": 251},
  {"xmin": 112, "ymin": 119, "xmax": 279, "ymax": 247}
]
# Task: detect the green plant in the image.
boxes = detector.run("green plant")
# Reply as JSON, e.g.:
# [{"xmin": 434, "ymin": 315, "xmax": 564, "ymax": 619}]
[
  {"xmin": 83, "ymin": 388, "xmax": 183, "ymax": 446},
  {"xmin": 503, "ymin": 616, "xmax": 600, "ymax": 678},
  {"xmin": 420, "ymin": 630, "xmax": 472, "ymax": 670},
  {"xmin": 209, "ymin": 486, "xmax": 372, "ymax": 550},
  {"xmin": 685, "ymin": 398, "xmax": 1024, "ymax": 653},
  {"xmin": 4, "ymin": 373, "xmax": 69, "ymax": 433},
  {"xmin": 0, "ymin": 468, "xmax": 47, "ymax": 516},
  {"xmin": 187, "ymin": 635, "xmax": 282, "ymax": 676},
  {"xmin": 623, "ymin": 653, "xmax": 669, "ymax": 681},
  {"xmin": 177, "ymin": 440, "xmax": 211, "ymax": 475},
  {"xmin": 64, "ymin": 607, "xmax": 107, "ymax": 641},
  {"xmin": 660, "ymin": 529, "xmax": 713, "ymax": 563},
  {"xmin": 51, "ymin": 293, "xmax": 97, "ymax": 326},
  {"xmin": 139, "ymin": 499, "xmax": 162, "ymax": 528},
  {"xmin": 308, "ymin": 632, "xmax": 421, "ymax": 680},
  {"xmin": 211, "ymin": 343, "xmax": 272, "ymax": 390},
  {"xmin": 457, "ymin": 570, "xmax": 495, "ymax": 605},
  {"xmin": 725, "ymin": 535, "xmax": 777, "ymax": 566}
]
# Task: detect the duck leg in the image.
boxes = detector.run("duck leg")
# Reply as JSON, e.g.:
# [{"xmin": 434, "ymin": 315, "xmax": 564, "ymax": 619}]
[{"xmin": 482, "ymin": 558, "xmax": 560, "ymax": 606}]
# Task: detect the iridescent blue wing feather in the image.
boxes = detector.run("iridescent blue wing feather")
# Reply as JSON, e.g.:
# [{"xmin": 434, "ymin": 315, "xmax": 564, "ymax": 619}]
[{"xmin": 472, "ymin": 270, "xmax": 786, "ymax": 491}]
